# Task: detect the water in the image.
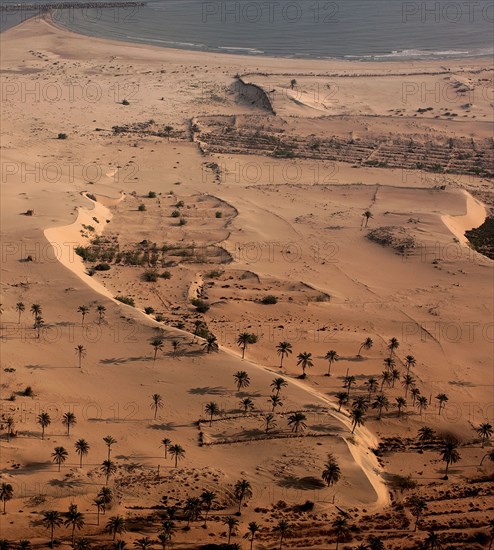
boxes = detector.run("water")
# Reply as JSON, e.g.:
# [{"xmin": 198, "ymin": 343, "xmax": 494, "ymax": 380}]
[{"xmin": 1, "ymin": 0, "xmax": 493, "ymax": 60}]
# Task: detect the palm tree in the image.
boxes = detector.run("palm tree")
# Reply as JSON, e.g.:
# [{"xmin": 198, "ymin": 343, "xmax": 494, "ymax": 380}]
[
  {"xmin": 271, "ymin": 377, "xmax": 288, "ymax": 397},
  {"xmin": 30, "ymin": 303, "xmax": 42, "ymax": 319},
  {"xmin": 322, "ymin": 455, "xmax": 341, "ymax": 487},
  {"xmin": 202, "ymin": 334, "xmax": 219, "ymax": 353},
  {"xmin": 324, "ymin": 350, "xmax": 338, "ymax": 376},
  {"xmin": 171, "ymin": 340, "xmax": 180, "ymax": 358},
  {"xmin": 94, "ymin": 497, "xmax": 105, "ymax": 525},
  {"xmin": 367, "ymin": 536, "xmax": 385, "ymax": 550},
  {"xmin": 15, "ymin": 302, "xmax": 25, "ymax": 324},
  {"xmin": 184, "ymin": 497, "xmax": 201, "ymax": 528},
  {"xmin": 365, "ymin": 377, "xmax": 378, "ymax": 399},
  {"xmin": 387, "ymin": 337, "xmax": 399, "ymax": 357},
  {"xmin": 98, "ymin": 486, "xmax": 113, "ymax": 510},
  {"xmin": 96, "ymin": 304, "xmax": 106, "ymax": 324},
  {"xmin": 410, "ymin": 386, "xmax": 421, "ymax": 406},
  {"xmin": 0, "ymin": 483, "xmax": 13, "ymax": 514},
  {"xmin": 224, "ymin": 516, "xmax": 239, "ymax": 544},
  {"xmin": 159, "ymin": 520, "xmax": 176, "ymax": 549},
  {"xmin": 435, "ymin": 393, "xmax": 448, "ymax": 415},
  {"xmin": 352, "ymin": 396, "xmax": 369, "ymax": 413},
  {"xmin": 395, "ymin": 397, "xmax": 407, "ymax": 417},
  {"xmin": 276, "ymin": 341, "xmax": 292, "ymax": 367},
  {"xmin": 357, "ymin": 337, "xmax": 373, "ymax": 356},
  {"xmin": 239, "ymin": 397, "xmax": 254, "ymax": 414},
  {"xmin": 373, "ymin": 395, "xmax": 389, "ymax": 420},
  {"xmin": 362, "ymin": 210, "xmax": 373, "ymax": 227},
  {"xmin": 402, "ymin": 374, "xmax": 415, "ymax": 398},
  {"xmin": 75, "ymin": 345, "xmax": 86, "ymax": 368},
  {"xmin": 477, "ymin": 422, "xmax": 493, "ymax": 447},
  {"xmin": 62, "ymin": 412, "xmax": 76, "ymax": 435},
  {"xmin": 287, "ymin": 412, "xmax": 307, "ymax": 433},
  {"xmin": 74, "ymin": 439, "xmax": 90, "ymax": 468},
  {"xmin": 105, "ymin": 515, "xmax": 126, "ymax": 541},
  {"xmin": 150, "ymin": 337, "xmax": 164, "ymax": 362},
  {"xmin": 64, "ymin": 504, "xmax": 85, "ymax": 545},
  {"xmin": 101, "ymin": 460, "xmax": 117, "ymax": 485},
  {"xmin": 262, "ymin": 413, "xmax": 276, "ymax": 434},
  {"xmin": 52, "ymin": 447, "xmax": 68, "ymax": 472},
  {"xmin": 404, "ymin": 354, "xmax": 416, "ymax": 373},
  {"xmin": 423, "ymin": 530, "xmax": 442, "ymax": 549},
  {"xmin": 200, "ymin": 490, "xmax": 216, "ymax": 527},
  {"xmin": 134, "ymin": 538, "xmax": 153, "ymax": 550},
  {"xmin": 233, "ymin": 370, "xmax": 250, "ymax": 392},
  {"xmin": 276, "ymin": 519, "xmax": 290, "ymax": 549},
  {"xmin": 390, "ymin": 368, "xmax": 400, "ymax": 388},
  {"xmin": 335, "ymin": 391, "xmax": 348, "ymax": 412},
  {"xmin": 407, "ymin": 495, "xmax": 427, "ymax": 531},
  {"xmin": 417, "ymin": 395, "xmax": 429, "ymax": 416},
  {"xmin": 205, "ymin": 401, "xmax": 220, "ymax": 425},
  {"xmin": 37, "ymin": 412, "xmax": 51, "ymax": 439},
  {"xmin": 343, "ymin": 374, "xmax": 356, "ymax": 397},
  {"xmin": 297, "ymin": 352, "xmax": 313, "ymax": 378},
  {"xmin": 160, "ymin": 438, "xmax": 171, "ymax": 459},
  {"xmin": 439, "ymin": 437, "xmax": 460, "ymax": 479},
  {"xmin": 42, "ymin": 510, "xmax": 63, "ymax": 547},
  {"xmin": 151, "ymin": 394, "xmax": 163, "ymax": 420},
  {"xmin": 383, "ymin": 357, "xmax": 395, "ymax": 371},
  {"xmin": 379, "ymin": 370, "xmax": 391, "ymax": 392},
  {"xmin": 17, "ymin": 540, "xmax": 32, "ymax": 550},
  {"xmin": 33, "ymin": 314, "xmax": 44, "ymax": 338},
  {"xmin": 269, "ymin": 394, "xmax": 283, "ymax": 412},
  {"xmin": 78, "ymin": 305, "xmax": 90, "ymax": 326},
  {"xmin": 333, "ymin": 515, "xmax": 349, "ymax": 550},
  {"xmin": 417, "ymin": 426, "xmax": 435, "ymax": 451},
  {"xmin": 237, "ymin": 332, "xmax": 254, "ymax": 359},
  {"xmin": 247, "ymin": 521, "xmax": 260, "ymax": 550},
  {"xmin": 5, "ymin": 417, "xmax": 15, "ymax": 442},
  {"xmin": 103, "ymin": 435, "xmax": 117, "ymax": 460},
  {"xmin": 234, "ymin": 479, "xmax": 253, "ymax": 513},
  {"xmin": 350, "ymin": 408, "xmax": 365, "ymax": 433},
  {"xmin": 169, "ymin": 444, "xmax": 185, "ymax": 468}
]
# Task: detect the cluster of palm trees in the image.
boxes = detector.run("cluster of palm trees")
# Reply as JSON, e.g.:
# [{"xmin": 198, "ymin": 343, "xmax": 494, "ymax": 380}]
[
  {"xmin": 201, "ymin": 374, "xmax": 310, "ymax": 437},
  {"xmin": 159, "ymin": 437, "xmax": 185, "ymax": 468}
]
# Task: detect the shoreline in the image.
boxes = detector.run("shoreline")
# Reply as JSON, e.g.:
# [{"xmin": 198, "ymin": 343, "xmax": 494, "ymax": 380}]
[{"xmin": 3, "ymin": 14, "xmax": 493, "ymax": 70}]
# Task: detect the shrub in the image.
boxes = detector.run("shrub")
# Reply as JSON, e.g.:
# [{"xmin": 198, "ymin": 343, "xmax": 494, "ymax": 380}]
[
  {"xmin": 179, "ymin": 218, "xmax": 187, "ymax": 226},
  {"xmin": 155, "ymin": 313, "xmax": 165, "ymax": 322},
  {"xmin": 86, "ymin": 193, "xmax": 97, "ymax": 202},
  {"xmin": 138, "ymin": 204, "xmax": 146, "ymax": 212},
  {"xmin": 122, "ymin": 99, "xmax": 130, "ymax": 105},
  {"xmin": 94, "ymin": 263, "xmax": 111, "ymax": 271},
  {"xmin": 115, "ymin": 295, "xmax": 135, "ymax": 306},
  {"xmin": 160, "ymin": 271, "xmax": 171, "ymax": 279},
  {"xmin": 261, "ymin": 295, "xmax": 278, "ymax": 304},
  {"xmin": 148, "ymin": 191, "xmax": 157, "ymax": 198},
  {"xmin": 23, "ymin": 386, "xmax": 34, "ymax": 397},
  {"xmin": 175, "ymin": 200, "xmax": 184, "ymax": 208},
  {"xmin": 191, "ymin": 298, "xmax": 210, "ymax": 313},
  {"xmin": 57, "ymin": 133, "xmax": 67, "ymax": 139},
  {"xmin": 171, "ymin": 210, "xmax": 180, "ymax": 218},
  {"xmin": 142, "ymin": 269, "xmax": 159, "ymax": 282},
  {"xmin": 144, "ymin": 306, "xmax": 155, "ymax": 314},
  {"xmin": 206, "ymin": 270, "xmax": 223, "ymax": 279},
  {"xmin": 215, "ymin": 211, "xmax": 223, "ymax": 218}
]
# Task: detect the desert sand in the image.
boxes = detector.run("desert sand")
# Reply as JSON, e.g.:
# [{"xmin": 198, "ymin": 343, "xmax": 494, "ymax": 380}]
[{"xmin": 0, "ymin": 15, "xmax": 493, "ymax": 550}]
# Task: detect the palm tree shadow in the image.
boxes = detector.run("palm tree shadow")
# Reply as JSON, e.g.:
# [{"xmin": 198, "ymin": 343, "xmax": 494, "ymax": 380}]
[
  {"xmin": 99, "ymin": 356, "xmax": 149, "ymax": 365},
  {"xmin": 48, "ymin": 478, "xmax": 82, "ymax": 489},
  {"xmin": 308, "ymin": 424, "xmax": 342, "ymax": 433},
  {"xmin": 189, "ymin": 386, "xmax": 229, "ymax": 396},
  {"xmin": 278, "ymin": 476, "xmax": 326, "ymax": 490},
  {"xmin": 148, "ymin": 422, "xmax": 177, "ymax": 431}
]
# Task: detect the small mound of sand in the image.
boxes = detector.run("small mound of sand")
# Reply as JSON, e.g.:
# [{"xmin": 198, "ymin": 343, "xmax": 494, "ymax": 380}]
[{"xmin": 366, "ymin": 226, "xmax": 416, "ymax": 254}]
